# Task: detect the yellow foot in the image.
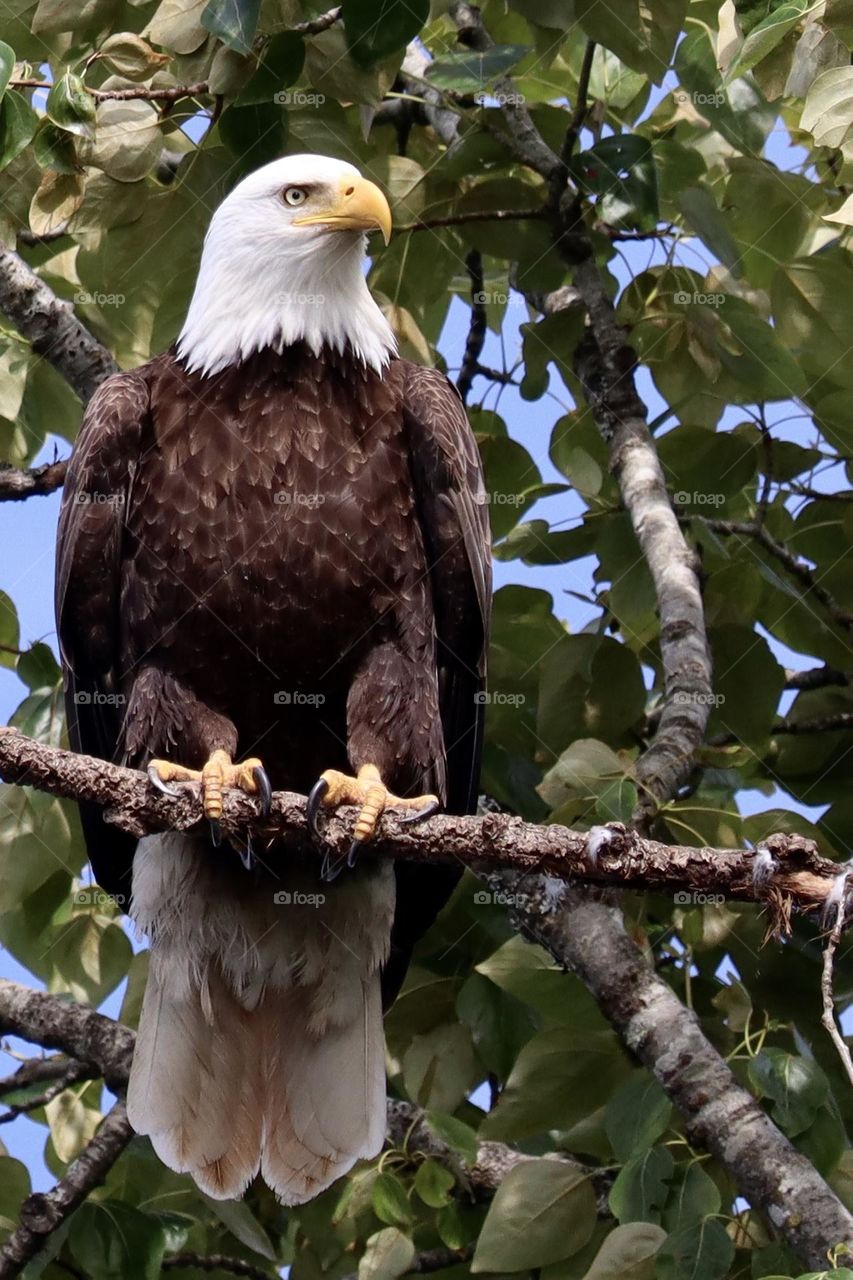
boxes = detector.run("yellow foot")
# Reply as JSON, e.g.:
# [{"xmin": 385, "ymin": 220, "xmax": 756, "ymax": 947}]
[
  {"xmin": 306, "ymin": 763, "xmax": 439, "ymax": 879},
  {"xmin": 147, "ymin": 750, "xmax": 272, "ymax": 845}
]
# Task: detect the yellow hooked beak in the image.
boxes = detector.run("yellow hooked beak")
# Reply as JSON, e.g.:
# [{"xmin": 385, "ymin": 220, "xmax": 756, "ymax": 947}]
[{"xmin": 292, "ymin": 175, "xmax": 392, "ymax": 245}]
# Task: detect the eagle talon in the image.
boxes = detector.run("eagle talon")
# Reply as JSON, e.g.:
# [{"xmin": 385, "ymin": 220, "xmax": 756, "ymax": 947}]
[
  {"xmin": 307, "ymin": 777, "xmax": 330, "ymax": 838},
  {"xmin": 253, "ymin": 765, "xmax": 272, "ymax": 818},
  {"xmin": 147, "ymin": 763, "xmax": 180, "ymax": 798},
  {"xmin": 399, "ymin": 798, "xmax": 441, "ymax": 825}
]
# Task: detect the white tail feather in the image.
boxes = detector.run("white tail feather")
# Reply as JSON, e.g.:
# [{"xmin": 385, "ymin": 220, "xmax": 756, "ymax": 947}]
[{"xmin": 127, "ymin": 832, "xmax": 393, "ymax": 1203}]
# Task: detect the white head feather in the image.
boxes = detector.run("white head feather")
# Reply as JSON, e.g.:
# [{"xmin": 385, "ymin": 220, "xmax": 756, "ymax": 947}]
[{"xmin": 176, "ymin": 154, "xmax": 397, "ymax": 377}]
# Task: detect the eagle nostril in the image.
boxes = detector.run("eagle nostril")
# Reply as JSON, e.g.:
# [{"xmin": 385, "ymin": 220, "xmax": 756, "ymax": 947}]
[{"xmin": 345, "ymin": 186, "xmax": 355, "ymax": 196}]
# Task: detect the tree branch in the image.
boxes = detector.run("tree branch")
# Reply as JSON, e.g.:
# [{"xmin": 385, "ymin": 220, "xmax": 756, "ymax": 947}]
[
  {"xmin": 0, "ymin": 460, "xmax": 68, "ymax": 502},
  {"xmin": 0, "ymin": 1102, "xmax": 133, "ymax": 1279},
  {"xmin": 0, "ymin": 245, "xmax": 116, "ymax": 402},
  {"xmin": 497, "ymin": 878, "xmax": 853, "ymax": 1271},
  {"xmin": 457, "ymin": 250, "xmax": 487, "ymax": 404},
  {"xmin": 162, "ymin": 1255, "xmax": 275, "ymax": 1279},
  {"xmin": 0, "ymin": 728, "xmax": 848, "ymax": 923}
]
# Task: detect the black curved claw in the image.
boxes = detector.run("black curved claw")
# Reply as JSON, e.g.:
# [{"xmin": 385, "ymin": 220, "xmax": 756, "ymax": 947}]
[
  {"xmin": 399, "ymin": 798, "xmax": 442, "ymax": 826},
  {"xmin": 253, "ymin": 765, "xmax": 272, "ymax": 818},
  {"xmin": 346, "ymin": 839, "xmax": 362, "ymax": 869},
  {"xmin": 209, "ymin": 818, "xmax": 222, "ymax": 848},
  {"xmin": 320, "ymin": 846, "xmax": 345, "ymax": 882},
  {"xmin": 307, "ymin": 777, "xmax": 330, "ymax": 839},
  {"xmin": 147, "ymin": 764, "xmax": 179, "ymax": 798},
  {"xmin": 237, "ymin": 831, "xmax": 255, "ymax": 871}
]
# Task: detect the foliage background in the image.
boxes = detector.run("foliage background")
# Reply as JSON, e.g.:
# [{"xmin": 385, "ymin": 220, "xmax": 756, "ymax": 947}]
[{"xmin": 3, "ymin": 0, "xmax": 853, "ymax": 1277}]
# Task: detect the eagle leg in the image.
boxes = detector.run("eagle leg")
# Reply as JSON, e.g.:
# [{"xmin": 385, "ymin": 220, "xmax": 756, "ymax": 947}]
[
  {"xmin": 147, "ymin": 750, "xmax": 270, "ymax": 847},
  {"xmin": 307, "ymin": 763, "xmax": 440, "ymax": 876}
]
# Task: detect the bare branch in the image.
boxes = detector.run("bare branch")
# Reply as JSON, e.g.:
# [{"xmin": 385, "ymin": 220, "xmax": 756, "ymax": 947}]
[
  {"xmin": 0, "ymin": 460, "xmax": 67, "ymax": 502},
  {"xmin": 0, "ymin": 728, "xmax": 848, "ymax": 922},
  {"xmin": 0, "ymin": 1059, "xmax": 93, "ymax": 1125},
  {"xmin": 0, "ymin": 1102, "xmax": 133, "ymax": 1279},
  {"xmin": 0, "ymin": 245, "xmax": 116, "ymax": 402}
]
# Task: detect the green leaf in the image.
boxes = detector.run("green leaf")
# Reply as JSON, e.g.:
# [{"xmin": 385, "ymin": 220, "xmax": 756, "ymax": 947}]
[
  {"xmin": 569, "ymin": 134, "xmax": 659, "ymax": 231},
  {"xmin": 343, "ymin": 0, "xmax": 429, "ymax": 69},
  {"xmin": 32, "ymin": 121, "xmax": 79, "ymax": 173},
  {"xmin": 0, "ymin": 1156, "xmax": 30, "ymax": 1231},
  {"xmin": 0, "ymin": 40, "xmax": 14, "ymax": 101},
  {"xmin": 425, "ymin": 1111, "xmax": 479, "ymax": 1164},
  {"xmin": 358, "ymin": 1228, "xmax": 415, "ymax": 1280},
  {"xmin": 69, "ymin": 1201, "xmax": 168, "ymax": 1280},
  {"xmin": 801, "ymin": 64, "xmax": 853, "ymax": 148},
  {"xmin": 234, "ymin": 31, "xmax": 305, "ymax": 105},
  {"xmin": 656, "ymin": 1218, "xmax": 734, "ymax": 1280},
  {"xmin": 662, "ymin": 1163, "xmax": 721, "ymax": 1233},
  {"xmin": 604, "ymin": 1074, "xmax": 671, "ymax": 1161},
  {"xmin": 724, "ymin": 0, "xmax": 808, "ymax": 81},
  {"xmin": 16, "ymin": 642, "xmax": 61, "ymax": 691},
  {"xmin": 472, "ymin": 1159, "xmax": 598, "ymax": 1272},
  {"xmin": 414, "ymin": 1158, "xmax": 455, "ymax": 1208},
  {"xmin": 0, "ymin": 91, "xmax": 38, "ymax": 171},
  {"xmin": 46, "ymin": 72, "xmax": 96, "ymax": 139},
  {"xmin": 200, "ymin": 1195, "xmax": 276, "ymax": 1260},
  {"xmin": 201, "ymin": 0, "xmax": 261, "ymax": 55},
  {"xmin": 0, "ymin": 589, "xmax": 19, "ymax": 668},
  {"xmin": 678, "ymin": 187, "xmax": 742, "ymax": 276},
  {"xmin": 609, "ymin": 1146, "xmax": 674, "ymax": 1224},
  {"xmin": 427, "ymin": 45, "xmax": 531, "ymax": 91},
  {"xmin": 747, "ymin": 1048, "xmax": 829, "ymax": 1136},
  {"xmin": 580, "ymin": 1222, "xmax": 667, "ymax": 1280},
  {"xmin": 218, "ymin": 101, "xmax": 287, "ymax": 177},
  {"xmin": 371, "ymin": 1171, "xmax": 412, "ymax": 1227},
  {"xmin": 97, "ymin": 32, "xmax": 170, "ymax": 81}
]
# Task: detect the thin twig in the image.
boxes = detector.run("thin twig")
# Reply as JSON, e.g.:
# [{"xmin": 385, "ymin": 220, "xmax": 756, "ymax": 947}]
[
  {"xmin": 395, "ymin": 206, "xmax": 544, "ymax": 233},
  {"xmin": 821, "ymin": 874, "xmax": 853, "ymax": 1087},
  {"xmin": 457, "ymin": 250, "xmax": 486, "ymax": 404},
  {"xmin": 561, "ymin": 39, "xmax": 596, "ymax": 164}
]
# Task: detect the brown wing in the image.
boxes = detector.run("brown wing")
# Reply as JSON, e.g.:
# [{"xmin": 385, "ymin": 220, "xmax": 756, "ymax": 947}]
[
  {"xmin": 381, "ymin": 360, "xmax": 492, "ymax": 1006},
  {"xmin": 401, "ymin": 361, "xmax": 491, "ymax": 815},
  {"xmin": 55, "ymin": 370, "xmax": 150, "ymax": 904}
]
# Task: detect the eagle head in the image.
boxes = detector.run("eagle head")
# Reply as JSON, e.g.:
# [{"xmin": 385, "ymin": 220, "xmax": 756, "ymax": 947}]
[{"xmin": 176, "ymin": 154, "xmax": 397, "ymax": 378}]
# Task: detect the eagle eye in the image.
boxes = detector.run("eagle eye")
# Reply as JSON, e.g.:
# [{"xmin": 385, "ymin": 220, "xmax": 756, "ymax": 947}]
[{"xmin": 283, "ymin": 186, "xmax": 309, "ymax": 207}]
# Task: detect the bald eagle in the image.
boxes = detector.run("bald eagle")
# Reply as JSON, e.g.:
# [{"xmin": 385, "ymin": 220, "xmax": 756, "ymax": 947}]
[{"xmin": 55, "ymin": 155, "xmax": 491, "ymax": 1203}]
